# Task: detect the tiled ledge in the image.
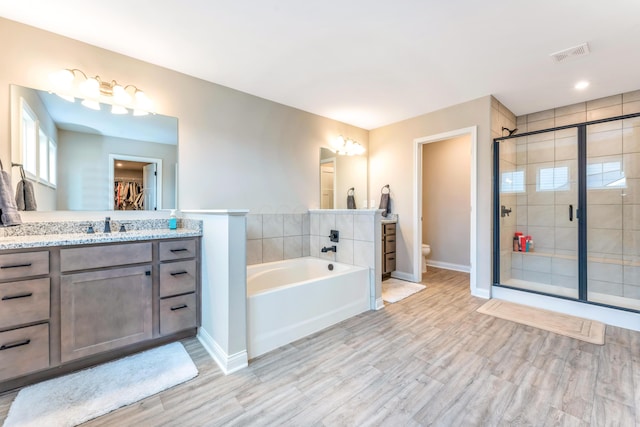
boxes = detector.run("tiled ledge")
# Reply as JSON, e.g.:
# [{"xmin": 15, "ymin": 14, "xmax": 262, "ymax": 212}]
[{"xmin": 512, "ymin": 250, "xmax": 640, "ymax": 267}]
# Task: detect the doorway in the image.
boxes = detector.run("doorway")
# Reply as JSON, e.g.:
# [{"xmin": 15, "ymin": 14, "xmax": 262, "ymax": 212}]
[
  {"xmin": 414, "ymin": 126, "xmax": 478, "ymax": 294},
  {"xmin": 108, "ymin": 154, "xmax": 163, "ymax": 210}
]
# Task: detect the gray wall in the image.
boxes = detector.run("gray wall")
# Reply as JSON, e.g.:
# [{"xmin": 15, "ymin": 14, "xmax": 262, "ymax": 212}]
[
  {"xmin": 422, "ymin": 135, "xmax": 470, "ymax": 269},
  {"xmin": 0, "ymin": 17, "xmax": 368, "ymax": 214}
]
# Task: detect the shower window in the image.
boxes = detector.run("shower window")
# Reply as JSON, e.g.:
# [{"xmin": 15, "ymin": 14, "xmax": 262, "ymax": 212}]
[{"xmin": 494, "ymin": 112, "xmax": 640, "ymax": 313}]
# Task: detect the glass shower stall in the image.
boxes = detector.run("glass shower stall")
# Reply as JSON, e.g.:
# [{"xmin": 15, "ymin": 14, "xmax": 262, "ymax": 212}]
[{"xmin": 493, "ymin": 114, "xmax": 640, "ymax": 312}]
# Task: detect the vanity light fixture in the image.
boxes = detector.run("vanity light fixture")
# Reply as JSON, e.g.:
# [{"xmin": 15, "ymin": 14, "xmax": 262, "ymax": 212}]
[
  {"xmin": 50, "ymin": 68, "xmax": 154, "ymax": 115},
  {"xmin": 330, "ymin": 135, "xmax": 365, "ymax": 156}
]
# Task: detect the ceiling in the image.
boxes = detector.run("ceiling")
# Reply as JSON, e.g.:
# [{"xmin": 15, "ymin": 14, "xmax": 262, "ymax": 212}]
[{"xmin": 2, "ymin": 0, "xmax": 640, "ymax": 130}]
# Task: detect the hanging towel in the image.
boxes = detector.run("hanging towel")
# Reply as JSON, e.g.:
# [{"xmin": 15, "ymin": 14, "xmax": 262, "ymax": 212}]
[
  {"xmin": 347, "ymin": 187, "xmax": 356, "ymax": 209},
  {"xmin": 379, "ymin": 185, "xmax": 390, "ymax": 217},
  {"xmin": 0, "ymin": 160, "xmax": 22, "ymax": 226},
  {"xmin": 15, "ymin": 166, "xmax": 37, "ymax": 211}
]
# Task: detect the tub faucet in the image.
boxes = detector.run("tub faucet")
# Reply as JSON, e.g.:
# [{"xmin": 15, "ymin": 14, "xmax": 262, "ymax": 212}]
[{"xmin": 321, "ymin": 245, "xmax": 337, "ymax": 253}]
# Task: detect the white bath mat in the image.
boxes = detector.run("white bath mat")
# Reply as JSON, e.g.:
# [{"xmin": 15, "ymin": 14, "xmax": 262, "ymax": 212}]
[
  {"xmin": 2, "ymin": 342, "xmax": 198, "ymax": 427},
  {"xmin": 382, "ymin": 278, "xmax": 426, "ymax": 303}
]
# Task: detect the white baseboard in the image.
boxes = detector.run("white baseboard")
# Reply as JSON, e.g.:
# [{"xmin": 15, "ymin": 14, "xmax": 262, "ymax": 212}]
[
  {"xmin": 197, "ymin": 328, "xmax": 248, "ymax": 374},
  {"xmin": 426, "ymin": 260, "xmax": 471, "ymax": 273},
  {"xmin": 492, "ymin": 286, "xmax": 640, "ymax": 332},
  {"xmin": 390, "ymin": 271, "xmax": 416, "ymax": 282},
  {"xmin": 375, "ymin": 297, "xmax": 385, "ymax": 310},
  {"xmin": 471, "ymin": 287, "xmax": 490, "ymax": 299}
]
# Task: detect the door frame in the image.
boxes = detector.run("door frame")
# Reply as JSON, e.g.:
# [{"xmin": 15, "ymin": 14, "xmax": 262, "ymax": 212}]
[
  {"xmin": 413, "ymin": 126, "xmax": 478, "ymax": 295},
  {"xmin": 109, "ymin": 154, "xmax": 163, "ymax": 210}
]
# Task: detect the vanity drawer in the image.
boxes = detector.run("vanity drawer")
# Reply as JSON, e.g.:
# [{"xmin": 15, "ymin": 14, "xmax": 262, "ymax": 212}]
[
  {"xmin": 0, "ymin": 251, "xmax": 49, "ymax": 280},
  {"xmin": 384, "ymin": 236, "xmax": 396, "ymax": 253},
  {"xmin": 383, "ymin": 223, "xmax": 396, "ymax": 236},
  {"xmin": 0, "ymin": 278, "xmax": 50, "ymax": 329},
  {"xmin": 160, "ymin": 260, "xmax": 197, "ymax": 297},
  {"xmin": 384, "ymin": 253, "xmax": 396, "ymax": 274},
  {"xmin": 0, "ymin": 323, "xmax": 49, "ymax": 381},
  {"xmin": 160, "ymin": 293, "xmax": 196, "ymax": 335},
  {"xmin": 60, "ymin": 242, "xmax": 152, "ymax": 272},
  {"xmin": 159, "ymin": 239, "xmax": 196, "ymax": 261}
]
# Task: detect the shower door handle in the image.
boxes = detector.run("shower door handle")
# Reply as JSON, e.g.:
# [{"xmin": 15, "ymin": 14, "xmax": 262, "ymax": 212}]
[{"xmin": 569, "ymin": 204, "xmax": 573, "ymax": 221}]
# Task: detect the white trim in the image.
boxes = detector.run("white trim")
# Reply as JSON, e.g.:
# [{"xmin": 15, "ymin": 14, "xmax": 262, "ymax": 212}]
[
  {"xmin": 108, "ymin": 154, "xmax": 163, "ymax": 210},
  {"xmin": 375, "ymin": 297, "xmax": 385, "ymax": 310},
  {"xmin": 390, "ymin": 270, "xmax": 416, "ymax": 282},
  {"xmin": 492, "ymin": 286, "xmax": 640, "ymax": 332},
  {"xmin": 197, "ymin": 328, "xmax": 248, "ymax": 374},
  {"xmin": 426, "ymin": 260, "xmax": 470, "ymax": 273},
  {"xmin": 319, "ymin": 156, "xmax": 337, "ymax": 209},
  {"xmin": 413, "ymin": 126, "xmax": 478, "ymax": 296},
  {"xmin": 471, "ymin": 287, "xmax": 491, "ymax": 299}
]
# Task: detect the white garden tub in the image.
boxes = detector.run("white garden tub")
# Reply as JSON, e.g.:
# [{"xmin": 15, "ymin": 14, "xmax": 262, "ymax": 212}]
[{"xmin": 247, "ymin": 257, "xmax": 370, "ymax": 358}]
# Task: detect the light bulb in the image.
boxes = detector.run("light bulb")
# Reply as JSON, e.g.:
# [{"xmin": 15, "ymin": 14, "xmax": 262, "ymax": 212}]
[
  {"xmin": 134, "ymin": 90, "xmax": 153, "ymax": 111},
  {"xmin": 81, "ymin": 99, "xmax": 100, "ymax": 110},
  {"xmin": 112, "ymin": 84, "xmax": 132, "ymax": 104},
  {"xmin": 50, "ymin": 69, "xmax": 75, "ymax": 91},
  {"xmin": 331, "ymin": 135, "xmax": 345, "ymax": 151},
  {"xmin": 80, "ymin": 77, "xmax": 100, "ymax": 98},
  {"xmin": 111, "ymin": 105, "xmax": 128, "ymax": 115},
  {"xmin": 353, "ymin": 143, "xmax": 365, "ymax": 155}
]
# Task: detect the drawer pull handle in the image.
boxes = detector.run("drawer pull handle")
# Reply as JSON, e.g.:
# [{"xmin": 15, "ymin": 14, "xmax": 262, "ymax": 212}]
[
  {"xmin": 2, "ymin": 292, "xmax": 33, "ymax": 301},
  {"xmin": 170, "ymin": 271, "xmax": 188, "ymax": 276},
  {"xmin": 170, "ymin": 248, "xmax": 188, "ymax": 253},
  {"xmin": 0, "ymin": 263, "xmax": 32, "ymax": 269},
  {"xmin": 388, "ymin": 257, "xmax": 395, "ymax": 261},
  {"xmin": 170, "ymin": 304, "xmax": 188, "ymax": 311},
  {"xmin": 0, "ymin": 339, "xmax": 31, "ymax": 351}
]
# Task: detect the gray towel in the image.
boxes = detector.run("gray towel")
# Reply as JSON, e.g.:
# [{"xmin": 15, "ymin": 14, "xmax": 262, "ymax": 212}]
[
  {"xmin": 379, "ymin": 193, "xmax": 390, "ymax": 217},
  {"xmin": 16, "ymin": 179, "xmax": 37, "ymax": 211},
  {"xmin": 0, "ymin": 168, "xmax": 22, "ymax": 226},
  {"xmin": 347, "ymin": 188, "xmax": 356, "ymax": 209}
]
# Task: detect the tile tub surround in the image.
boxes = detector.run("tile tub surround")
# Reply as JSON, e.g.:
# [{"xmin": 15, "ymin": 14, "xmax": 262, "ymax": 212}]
[
  {"xmin": 246, "ymin": 213, "xmax": 310, "ymax": 265},
  {"xmin": 310, "ymin": 209, "xmax": 384, "ymax": 310}
]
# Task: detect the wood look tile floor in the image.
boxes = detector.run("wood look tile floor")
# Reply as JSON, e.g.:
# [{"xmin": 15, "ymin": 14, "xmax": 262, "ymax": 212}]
[{"xmin": 2, "ymin": 267, "xmax": 639, "ymax": 426}]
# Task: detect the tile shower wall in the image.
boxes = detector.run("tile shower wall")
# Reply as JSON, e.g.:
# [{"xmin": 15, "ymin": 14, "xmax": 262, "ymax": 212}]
[
  {"xmin": 491, "ymin": 96, "xmax": 517, "ymax": 282},
  {"xmin": 246, "ymin": 214, "xmax": 310, "ymax": 265},
  {"xmin": 508, "ymin": 90, "xmax": 640, "ymax": 300}
]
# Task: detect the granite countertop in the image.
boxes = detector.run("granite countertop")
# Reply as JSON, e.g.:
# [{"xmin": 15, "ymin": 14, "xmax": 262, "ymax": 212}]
[
  {"xmin": 0, "ymin": 228, "xmax": 201, "ymax": 250},
  {"xmin": 381, "ymin": 213, "xmax": 398, "ymax": 224}
]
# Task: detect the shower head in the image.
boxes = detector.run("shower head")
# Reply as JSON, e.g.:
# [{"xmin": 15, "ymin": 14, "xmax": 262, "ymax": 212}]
[{"xmin": 502, "ymin": 127, "xmax": 518, "ymax": 136}]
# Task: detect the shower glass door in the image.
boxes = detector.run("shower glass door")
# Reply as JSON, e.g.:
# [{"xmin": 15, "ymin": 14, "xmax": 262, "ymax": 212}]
[
  {"xmin": 586, "ymin": 119, "xmax": 640, "ymax": 310},
  {"xmin": 498, "ymin": 128, "xmax": 579, "ymax": 298}
]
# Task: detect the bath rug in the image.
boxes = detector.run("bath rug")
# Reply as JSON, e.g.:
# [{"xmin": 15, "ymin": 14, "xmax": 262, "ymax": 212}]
[
  {"xmin": 382, "ymin": 278, "xmax": 426, "ymax": 303},
  {"xmin": 2, "ymin": 342, "xmax": 198, "ymax": 427},
  {"xmin": 477, "ymin": 299, "xmax": 605, "ymax": 345}
]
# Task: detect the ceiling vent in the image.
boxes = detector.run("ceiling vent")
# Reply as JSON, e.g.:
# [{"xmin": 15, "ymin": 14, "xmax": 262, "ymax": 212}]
[{"xmin": 550, "ymin": 43, "xmax": 590, "ymax": 63}]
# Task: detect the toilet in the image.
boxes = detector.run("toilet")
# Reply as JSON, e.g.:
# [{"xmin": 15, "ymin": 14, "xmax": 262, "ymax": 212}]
[{"xmin": 421, "ymin": 244, "xmax": 431, "ymax": 273}]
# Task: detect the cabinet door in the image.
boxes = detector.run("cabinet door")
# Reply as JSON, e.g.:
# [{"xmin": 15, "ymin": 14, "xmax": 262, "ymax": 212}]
[{"xmin": 60, "ymin": 265, "xmax": 152, "ymax": 363}]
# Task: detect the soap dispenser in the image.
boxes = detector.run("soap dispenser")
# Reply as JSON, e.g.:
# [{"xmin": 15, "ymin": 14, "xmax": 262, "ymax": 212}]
[{"xmin": 168, "ymin": 210, "xmax": 177, "ymax": 230}]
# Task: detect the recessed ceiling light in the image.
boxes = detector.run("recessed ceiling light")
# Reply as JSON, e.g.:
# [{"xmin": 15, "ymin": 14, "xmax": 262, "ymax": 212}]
[{"xmin": 574, "ymin": 80, "xmax": 590, "ymax": 90}]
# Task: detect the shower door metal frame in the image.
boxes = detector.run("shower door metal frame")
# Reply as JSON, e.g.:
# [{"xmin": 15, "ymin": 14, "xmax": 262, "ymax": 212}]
[{"xmin": 493, "ymin": 112, "xmax": 640, "ymax": 313}]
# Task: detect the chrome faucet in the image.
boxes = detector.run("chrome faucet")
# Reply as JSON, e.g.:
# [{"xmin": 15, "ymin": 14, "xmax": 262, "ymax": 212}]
[
  {"xmin": 321, "ymin": 245, "xmax": 337, "ymax": 253},
  {"xmin": 104, "ymin": 216, "xmax": 111, "ymax": 233}
]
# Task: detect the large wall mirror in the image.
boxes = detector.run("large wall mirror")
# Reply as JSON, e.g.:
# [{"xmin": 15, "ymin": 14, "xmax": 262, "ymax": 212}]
[
  {"xmin": 10, "ymin": 84, "xmax": 178, "ymax": 211},
  {"xmin": 319, "ymin": 147, "xmax": 367, "ymax": 209}
]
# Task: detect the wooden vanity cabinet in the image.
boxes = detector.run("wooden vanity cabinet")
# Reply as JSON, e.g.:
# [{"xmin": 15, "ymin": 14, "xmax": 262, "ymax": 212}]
[
  {"xmin": 0, "ymin": 236, "xmax": 201, "ymax": 392},
  {"xmin": 0, "ymin": 250, "xmax": 51, "ymax": 382},
  {"xmin": 382, "ymin": 223, "xmax": 397, "ymax": 278}
]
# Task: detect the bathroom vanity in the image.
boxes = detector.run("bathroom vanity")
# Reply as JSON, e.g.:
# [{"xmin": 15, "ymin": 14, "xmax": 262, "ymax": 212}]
[
  {"xmin": 381, "ymin": 221, "xmax": 396, "ymax": 278},
  {"xmin": 0, "ymin": 223, "xmax": 201, "ymax": 392}
]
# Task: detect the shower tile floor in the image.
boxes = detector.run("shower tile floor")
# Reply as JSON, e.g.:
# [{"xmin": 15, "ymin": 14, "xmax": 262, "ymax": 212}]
[{"xmin": 1, "ymin": 267, "xmax": 638, "ymax": 426}]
